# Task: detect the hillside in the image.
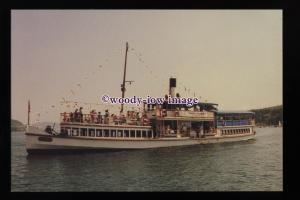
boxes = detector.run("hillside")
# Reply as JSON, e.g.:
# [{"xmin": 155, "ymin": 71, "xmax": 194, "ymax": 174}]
[
  {"xmin": 11, "ymin": 119, "xmax": 26, "ymax": 131},
  {"xmin": 250, "ymin": 105, "xmax": 283, "ymax": 126}
]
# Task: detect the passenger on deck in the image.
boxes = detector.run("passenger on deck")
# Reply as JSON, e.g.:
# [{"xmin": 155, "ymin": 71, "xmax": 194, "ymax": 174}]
[
  {"xmin": 112, "ymin": 114, "xmax": 117, "ymax": 123},
  {"xmin": 163, "ymin": 94, "xmax": 168, "ymax": 110},
  {"xmin": 170, "ymin": 129, "xmax": 175, "ymax": 134},
  {"xmin": 166, "ymin": 125, "xmax": 171, "ymax": 134},
  {"xmin": 120, "ymin": 114, "xmax": 126, "ymax": 124},
  {"xmin": 79, "ymin": 107, "xmax": 83, "ymax": 123},
  {"xmin": 127, "ymin": 111, "xmax": 130, "ymax": 118},
  {"xmin": 97, "ymin": 112, "xmax": 102, "ymax": 124},
  {"xmin": 141, "ymin": 113, "xmax": 148, "ymax": 125},
  {"xmin": 70, "ymin": 112, "xmax": 74, "ymax": 122},
  {"xmin": 63, "ymin": 112, "xmax": 67, "ymax": 122},
  {"xmin": 105, "ymin": 109, "xmax": 109, "ymax": 124},
  {"xmin": 74, "ymin": 109, "xmax": 79, "ymax": 122},
  {"xmin": 90, "ymin": 109, "xmax": 97, "ymax": 123},
  {"xmin": 105, "ymin": 109, "xmax": 109, "ymax": 117}
]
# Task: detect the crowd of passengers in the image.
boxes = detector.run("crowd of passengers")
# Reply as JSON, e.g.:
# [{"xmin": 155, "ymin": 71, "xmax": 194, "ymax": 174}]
[{"xmin": 61, "ymin": 107, "xmax": 149, "ymax": 125}]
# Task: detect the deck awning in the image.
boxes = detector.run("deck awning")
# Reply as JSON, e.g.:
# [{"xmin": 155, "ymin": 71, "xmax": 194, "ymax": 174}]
[
  {"xmin": 197, "ymin": 102, "xmax": 218, "ymax": 106},
  {"xmin": 217, "ymin": 110, "xmax": 254, "ymax": 115},
  {"xmin": 156, "ymin": 117, "xmax": 214, "ymax": 121}
]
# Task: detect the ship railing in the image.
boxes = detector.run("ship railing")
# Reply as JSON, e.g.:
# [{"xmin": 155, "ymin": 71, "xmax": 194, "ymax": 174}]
[
  {"xmin": 60, "ymin": 113, "xmax": 150, "ymax": 126},
  {"xmin": 155, "ymin": 110, "xmax": 214, "ymax": 118}
]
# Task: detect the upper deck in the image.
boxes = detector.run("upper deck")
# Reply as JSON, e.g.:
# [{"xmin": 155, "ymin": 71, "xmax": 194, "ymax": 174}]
[
  {"xmin": 60, "ymin": 112, "xmax": 151, "ymax": 127},
  {"xmin": 144, "ymin": 102, "xmax": 218, "ymax": 121},
  {"xmin": 145, "ymin": 109, "xmax": 215, "ymax": 121},
  {"xmin": 216, "ymin": 111, "xmax": 255, "ymax": 127}
]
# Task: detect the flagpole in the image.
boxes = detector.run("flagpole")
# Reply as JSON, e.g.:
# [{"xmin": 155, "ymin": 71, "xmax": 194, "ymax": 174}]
[{"xmin": 28, "ymin": 100, "xmax": 30, "ymax": 126}]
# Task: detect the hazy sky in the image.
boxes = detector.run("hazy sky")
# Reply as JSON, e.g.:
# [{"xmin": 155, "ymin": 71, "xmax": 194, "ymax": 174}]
[{"xmin": 12, "ymin": 10, "xmax": 282, "ymax": 124}]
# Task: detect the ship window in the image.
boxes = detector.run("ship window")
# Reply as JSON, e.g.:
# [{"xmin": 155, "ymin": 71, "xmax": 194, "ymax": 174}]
[
  {"xmin": 124, "ymin": 130, "xmax": 129, "ymax": 137},
  {"xmin": 130, "ymin": 130, "xmax": 135, "ymax": 137},
  {"xmin": 65, "ymin": 127, "xmax": 71, "ymax": 136},
  {"xmin": 72, "ymin": 128, "xmax": 79, "ymax": 136},
  {"xmin": 96, "ymin": 129, "xmax": 102, "ymax": 137},
  {"xmin": 111, "ymin": 130, "xmax": 116, "ymax": 137},
  {"xmin": 136, "ymin": 130, "xmax": 141, "ymax": 137},
  {"xmin": 142, "ymin": 130, "xmax": 147, "ymax": 137},
  {"xmin": 117, "ymin": 130, "xmax": 123, "ymax": 137},
  {"xmin": 104, "ymin": 129, "xmax": 109, "ymax": 137},
  {"xmin": 148, "ymin": 130, "xmax": 152, "ymax": 137},
  {"xmin": 88, "ymin": 129, "xmax": 95, "ymax": 137},
  {"xmin": 80, "ymin": 128, "xmax": 87, "ymax": 136}
]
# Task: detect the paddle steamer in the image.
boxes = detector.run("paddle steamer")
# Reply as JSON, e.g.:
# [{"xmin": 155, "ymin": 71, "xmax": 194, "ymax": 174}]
[{"xmin": 25, "ymin": 43, "xmax": 256, "ymax": 154}]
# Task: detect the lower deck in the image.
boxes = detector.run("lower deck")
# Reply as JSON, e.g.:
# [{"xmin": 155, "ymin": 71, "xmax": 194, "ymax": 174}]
[{"xmin": 25, "ymin": 131, "xmax": 256, "ymax": 153}]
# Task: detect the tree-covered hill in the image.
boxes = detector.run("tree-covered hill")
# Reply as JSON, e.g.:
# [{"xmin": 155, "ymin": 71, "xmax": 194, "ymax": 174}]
[
  {"xmin": 11, "ymin": 119, "xmax": 26, "ymax": 131},
  {"xmin": 250, "ymin": 105, "xmax": 283, "ymax": 126}
]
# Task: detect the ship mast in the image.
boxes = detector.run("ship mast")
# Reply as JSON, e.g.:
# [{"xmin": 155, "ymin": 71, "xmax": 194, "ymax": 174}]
[{"xmin": 120, "ymin": 42, "xmax": 129, "ymax": 113}]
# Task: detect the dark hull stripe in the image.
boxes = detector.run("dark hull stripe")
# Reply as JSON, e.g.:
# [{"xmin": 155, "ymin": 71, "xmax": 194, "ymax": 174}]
[{"xmin": 27, "ymin": 148, "xmax": 137, "ymax": 155}]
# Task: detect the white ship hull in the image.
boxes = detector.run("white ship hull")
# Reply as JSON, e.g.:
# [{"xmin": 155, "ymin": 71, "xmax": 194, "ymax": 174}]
[{"xmin": 25, "ymin": 127, "xmax": 255, "ymax": 154}]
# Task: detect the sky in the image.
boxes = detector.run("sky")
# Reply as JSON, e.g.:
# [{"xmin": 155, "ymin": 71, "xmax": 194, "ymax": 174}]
[{"xmin": 11, "ymin": 10, "xmax": 282, "ymax": 124}]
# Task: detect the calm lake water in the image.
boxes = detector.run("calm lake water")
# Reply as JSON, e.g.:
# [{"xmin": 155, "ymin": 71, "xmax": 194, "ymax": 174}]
[{"xmin": 11, "ymin": 127, "xmax": 282, "ymax": 191}]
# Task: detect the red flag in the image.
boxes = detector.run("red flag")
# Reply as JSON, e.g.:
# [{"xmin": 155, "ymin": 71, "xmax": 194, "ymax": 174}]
[{"xmin": 28, "ymin": 100, "xmax": 30, "ymax": 113}]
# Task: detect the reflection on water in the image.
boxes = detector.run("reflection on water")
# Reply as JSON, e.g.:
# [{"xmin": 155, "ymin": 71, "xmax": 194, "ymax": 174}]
[{"xmin": 12, "ymin": 128, "xmax": 282, "ymax": 191}]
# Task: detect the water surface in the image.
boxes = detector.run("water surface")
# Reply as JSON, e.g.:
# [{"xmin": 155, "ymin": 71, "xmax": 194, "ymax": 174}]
[{"xmin": 11, "ymin": 127, "xmax": 282, "ymax": 191}]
